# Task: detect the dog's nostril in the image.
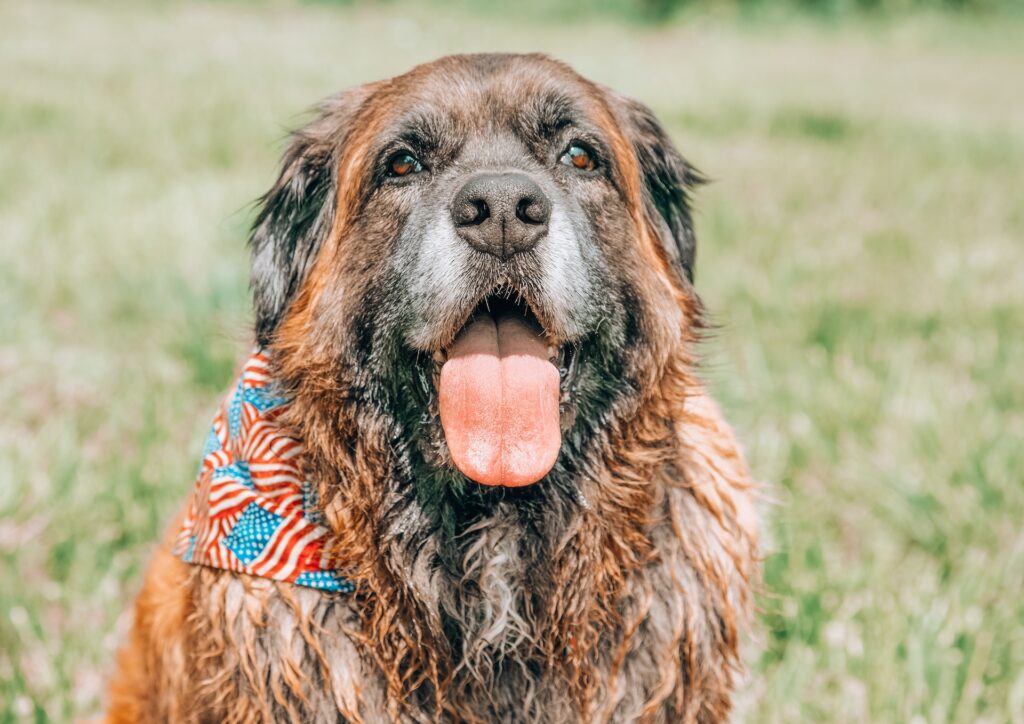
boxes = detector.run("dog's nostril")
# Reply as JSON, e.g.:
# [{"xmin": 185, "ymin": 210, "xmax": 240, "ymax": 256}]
[
  {"xmin": 455, "ymin": 198, "xmax": 489, "ymax": 226},
  {"xmin": 516, "ymin": 196, "xmax": 548, "ymax": 226}
]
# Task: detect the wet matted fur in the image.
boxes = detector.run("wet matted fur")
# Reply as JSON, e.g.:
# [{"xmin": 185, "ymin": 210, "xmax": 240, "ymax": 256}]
[{"xmin": 106, "ymin": 54, "xmax": 759, "ymax": 723}]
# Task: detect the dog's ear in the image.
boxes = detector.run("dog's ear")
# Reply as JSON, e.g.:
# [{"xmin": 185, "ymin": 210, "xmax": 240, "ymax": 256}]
[
  {"xmin": 249, "ymin": 90, "xmax": 366, "ymax": 347},
  {"xmin": 614, "ymin": 94, "xmax": 704, "ymax": 284}
]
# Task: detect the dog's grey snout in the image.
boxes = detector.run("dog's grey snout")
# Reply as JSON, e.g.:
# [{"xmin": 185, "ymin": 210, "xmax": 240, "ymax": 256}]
[{"xmin": 451, "ymin": 172, "xmax": 551, "ymax": 260}]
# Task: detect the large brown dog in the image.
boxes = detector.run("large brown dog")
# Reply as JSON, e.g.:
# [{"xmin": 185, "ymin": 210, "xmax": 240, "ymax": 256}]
[{"xmin": 107, "ymin": 54, "xmax": 758, "ymax": 723}]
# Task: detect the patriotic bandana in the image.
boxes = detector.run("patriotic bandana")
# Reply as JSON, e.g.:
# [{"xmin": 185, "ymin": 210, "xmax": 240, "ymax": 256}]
[{"xmin": 173, "ymin": 351, "xmax": 353, "ymax": 592}]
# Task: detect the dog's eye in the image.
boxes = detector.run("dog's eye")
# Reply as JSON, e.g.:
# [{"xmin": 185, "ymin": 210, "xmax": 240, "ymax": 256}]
[
  {"xmin": 388, "ymin": 152, "xmax": 423, "ymax": 177},
  {"xmin": 560, "ymin": 144, "xmax": 596, "ymax": 172}
]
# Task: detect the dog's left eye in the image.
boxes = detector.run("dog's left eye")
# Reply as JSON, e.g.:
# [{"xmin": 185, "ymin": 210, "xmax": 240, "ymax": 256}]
[
  {"xmin": 387, "ymin": 152, "xmax": 424, "ymax": 177},
  {"xmin": 560, "ymin": 144, "xmax": 597, "ymax": 172}
]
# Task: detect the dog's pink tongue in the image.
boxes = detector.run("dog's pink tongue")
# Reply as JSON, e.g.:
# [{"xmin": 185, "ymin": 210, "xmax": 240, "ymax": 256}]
[{"xmin": 439, "ymin": 314, "xmax": 560, "ymax": 487}]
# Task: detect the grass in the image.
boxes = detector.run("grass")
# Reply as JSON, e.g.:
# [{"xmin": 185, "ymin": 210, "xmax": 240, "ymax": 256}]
[{"xmin": 1, "ymin": 1, "xmax": 1022, "ymax": 720}]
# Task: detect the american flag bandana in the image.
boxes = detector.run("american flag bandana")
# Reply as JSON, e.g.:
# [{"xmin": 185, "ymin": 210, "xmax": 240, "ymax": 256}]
[{"xmin": 173, "ymin": 351, "xmax": 353, "ymax": 592}]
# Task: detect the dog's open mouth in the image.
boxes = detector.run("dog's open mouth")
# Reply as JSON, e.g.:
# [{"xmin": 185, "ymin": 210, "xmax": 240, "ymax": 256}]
[{"xmin": 435, "ymin": 293, "xmax": 574, "ymax": 488}]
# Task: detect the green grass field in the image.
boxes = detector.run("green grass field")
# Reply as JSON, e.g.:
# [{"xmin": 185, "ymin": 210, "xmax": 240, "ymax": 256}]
[{"xmin": 2, "ymin": 1, "xmax": 1022, "ymax": 720}]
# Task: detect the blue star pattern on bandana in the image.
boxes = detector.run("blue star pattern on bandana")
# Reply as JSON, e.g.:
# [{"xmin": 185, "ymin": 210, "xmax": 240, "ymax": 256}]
[
  {"xmin": 212, "ymin": 460, "xmax": 253, "ymax": 489},
  {"xmin": 228, "ymin": 376, "xmax": 289, "ymax": 441},
  {"xmin": 295, "ymin": 570, "xmax": 356, "ymax": 593},
  {"xmin": 223, "ymin": 502, "xmax": 284, "ymax": 566}
]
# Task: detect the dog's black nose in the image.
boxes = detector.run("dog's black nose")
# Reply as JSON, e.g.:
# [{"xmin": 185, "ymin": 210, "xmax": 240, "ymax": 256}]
[{"xmin": 451, "ymin": 173, "xmax": 551, "ymax": 260}]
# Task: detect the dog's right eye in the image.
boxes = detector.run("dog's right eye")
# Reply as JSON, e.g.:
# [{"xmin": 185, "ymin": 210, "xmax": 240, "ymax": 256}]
[{"xmin": 387, "ymin": 152, "xmax": 424, "ymax": 177}]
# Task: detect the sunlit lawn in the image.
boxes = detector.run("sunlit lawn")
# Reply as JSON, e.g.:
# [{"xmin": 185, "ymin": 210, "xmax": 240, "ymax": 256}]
[{"xmin": 1, "ymin": 1, "xmax": 1022, "ymax": 720}]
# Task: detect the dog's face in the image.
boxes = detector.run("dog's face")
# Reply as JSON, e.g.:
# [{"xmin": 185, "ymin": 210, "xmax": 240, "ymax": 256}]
[{"xmin": 252, "ymin": 54, "xmax": 701, "ymax": 501}]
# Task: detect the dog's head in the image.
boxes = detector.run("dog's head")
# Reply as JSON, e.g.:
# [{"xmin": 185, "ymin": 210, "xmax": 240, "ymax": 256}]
[{"xmin": 252, "ymin": 53, "xmax": 702, "ymax": 497}]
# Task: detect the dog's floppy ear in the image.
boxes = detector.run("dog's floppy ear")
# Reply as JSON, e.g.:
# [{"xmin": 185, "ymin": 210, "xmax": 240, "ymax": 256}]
[
  {"xmin": 249, "ymin": 90, "xmax": 366, "ymax": 347},
  {"xmin": 614, "ymin": 94, "xmax": 704, "ymax": 283}
]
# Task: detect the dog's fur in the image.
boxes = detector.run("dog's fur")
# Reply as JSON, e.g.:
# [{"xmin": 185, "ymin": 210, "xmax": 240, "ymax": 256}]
[{"xmin": 107, "ymin": 54, "xmax": 759, "ymax": 723}]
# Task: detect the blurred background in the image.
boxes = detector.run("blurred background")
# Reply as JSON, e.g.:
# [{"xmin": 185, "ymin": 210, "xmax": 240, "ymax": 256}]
[{"xmin": 1, "ymin": 0, "xmax": 1022, "ymax": 720}]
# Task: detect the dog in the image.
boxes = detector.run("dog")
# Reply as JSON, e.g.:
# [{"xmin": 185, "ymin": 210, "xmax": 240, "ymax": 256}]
[{"xmin": 106, "ymin": 53, "xmax": 759, "ymax": 723}]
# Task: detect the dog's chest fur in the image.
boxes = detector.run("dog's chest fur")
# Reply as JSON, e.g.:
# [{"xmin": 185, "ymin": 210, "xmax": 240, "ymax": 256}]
[{"xmin": 178, "ymin": 393, "xmax": 754, "ymax": 724}]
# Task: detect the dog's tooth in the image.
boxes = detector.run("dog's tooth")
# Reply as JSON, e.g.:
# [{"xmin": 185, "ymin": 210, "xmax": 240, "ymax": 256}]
[{"xmin": 433, "ymin": 350, "xmax": 446, "ymax": 365}]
